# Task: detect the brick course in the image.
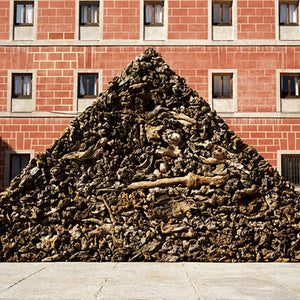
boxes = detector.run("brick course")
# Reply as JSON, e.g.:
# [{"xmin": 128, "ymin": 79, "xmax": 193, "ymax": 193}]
[{"xmin": 1, "ymin": 46, "xmax": 299, "ymax": 113}]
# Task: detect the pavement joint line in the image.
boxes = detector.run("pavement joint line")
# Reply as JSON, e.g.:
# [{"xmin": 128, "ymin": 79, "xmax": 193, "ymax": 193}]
[
  {"xmin": 4, "ymin": 265, "xmax": 47, "ymax": 291},
  {"xmin": 96, "ymin": 262, "xmax": 119, "ymax": 298},
  {"xmin": 182, "ymin": 263, "xmax": 201, "ymax": 300},
  {"xmin": 263, "ymin": 273, "xmax": 300, "ymax": 297}
]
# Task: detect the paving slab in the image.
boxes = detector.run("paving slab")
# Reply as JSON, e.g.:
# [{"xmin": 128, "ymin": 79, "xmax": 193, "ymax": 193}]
[
  {"xmin": 98, "ymin": 262, "xmax": 198, "ymax": 299},
  {"xmin": 0, "ymin": 263, "xmax": 299, "ymax": 300}
]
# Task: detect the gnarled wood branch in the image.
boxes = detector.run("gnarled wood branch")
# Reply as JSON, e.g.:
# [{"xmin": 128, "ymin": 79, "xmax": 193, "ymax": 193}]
[{"xmin": 128, "ymin": 172, "xmax": 229, "ymax": 190}]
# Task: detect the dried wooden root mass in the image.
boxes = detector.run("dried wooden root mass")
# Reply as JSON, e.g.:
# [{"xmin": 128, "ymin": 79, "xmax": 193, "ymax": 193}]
[{"xmin": 0, "ymin": 48, "xmax": 299, "ymax": 262}]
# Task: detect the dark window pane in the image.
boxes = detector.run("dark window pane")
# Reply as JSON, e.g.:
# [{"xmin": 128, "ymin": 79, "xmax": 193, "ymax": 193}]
[
  {"xmin": 89, "ymin": 76, "xmax": 97, "ymax": 96},
  {"xmin": 79, "ymin": 75, "xmax": 88, "ymax": 96},
  {"xmin": 10, "ymin": 154, "xmax": 30, "ymax": 181},
  {"xmin": 282, "ymin": 154, "xmax": 300, "ymax": 185},
  {"xmin": 281, "ymin": 76, "xmax": 289, "ymax": 95}
]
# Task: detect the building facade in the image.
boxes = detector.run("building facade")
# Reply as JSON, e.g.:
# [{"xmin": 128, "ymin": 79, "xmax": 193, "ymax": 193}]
[{"xmin": 0, "ymin": 0, "xmax": 300, "ymax": 190}]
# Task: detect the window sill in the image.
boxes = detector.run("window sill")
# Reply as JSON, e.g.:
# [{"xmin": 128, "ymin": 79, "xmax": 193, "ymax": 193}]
[
  {"xmin": 14, "ymin": 24, "xmax": 34, "ymax": 27},
  {"xmin": 144, "ymin": 24, "xmax": 164, "ymax": 27},
  {"xmin": 11, "ymin": 98, "xmax": 34, "ymax": 112},
  {"xmin": 213, "ymin": 24, "xmax": 232, "ymax": 26},
  {"xmin": 280, "ymin": 23, "xmax": 299, "ymax": 26},
  {"xmin": 80, "ymin": 24, "xmax": 99, "ymax": 27},
  {"xmin": 281, "ymin": 96, "xmax": 300, "ymax": 99}
]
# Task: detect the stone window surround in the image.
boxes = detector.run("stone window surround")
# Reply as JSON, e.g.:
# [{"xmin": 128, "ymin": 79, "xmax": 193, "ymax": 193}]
[
  {"xmin": 275, "ymin": 0, "xmax": 300, "ymax": 40},
  {"xmin": 140, "ymin": 0, "xmax": 168, "ymax": 41},
  {"xmin": 277, "ymin": 150, "xmax": 300, "ymax": 190},
  {"xmin": 4, "ymin": 150, "xmax": 35, "ymax": 188},
  {"xmin": 7, "ymin": 69, "xmax": 37, "ymax": 112},
  {"xmin": 276, "ymin": 69, "xmax": 300, "ymax": 112},
  {"xmin": 208, "ymin": 69, "xmax": 237, "ymax": 113},
  {"xmin": 75, "ymin": 0, "xmax": 103, "ymax": 40},
  {"xmin": 9, "ymin": 0, "xmax": 38, "ymax": 41},
  {"xmin": 73, "ymin": 69, "xmax": 102, "ymax": 112},
  {"xmin": 208, "ymin": 0, "xmax": 237, "ymax": 41}
]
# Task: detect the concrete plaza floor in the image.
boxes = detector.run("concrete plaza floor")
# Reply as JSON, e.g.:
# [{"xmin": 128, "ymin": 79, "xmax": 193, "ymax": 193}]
[{"xmin": 0, "ymin": 262, "xmax": 299, "ymax": 299}]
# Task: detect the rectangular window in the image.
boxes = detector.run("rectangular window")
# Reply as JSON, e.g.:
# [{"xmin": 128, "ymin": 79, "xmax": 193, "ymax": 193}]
[
  {"xmin": 280, "ymin": 2, "xmax": 298, "ymax": 24},
  {"xmin": 80, "ymin": 2, "xmax": 99, "ymax": 25},
  {"xmin": 144, "ymin": 1, "xmax": 164, "ymax": 25},
  {"xmin": 213, "ymin": 74, "xmax": 233, "ymax": 98},
  {"xmin": 78, "ymin": 73, "xmax": 98, "ymax": 98},
  {"xmin": 12, "ymin": 73, "xmax": 32, "ymax": 98},
  {"xmin": 213, "ymin": 2, "xmax": 232, "ymax": 25},
  {"xmin": 9, "ymin": 153, "xmax": 30, "ymax": 182},
  {"xmin": 280, "ymin": 73, "xmax": 300, "ymax": 97},
  {"xmin": 282, "ymin": 154, "xmax": 300, "ymax": 185},
  {"xmin": 14, "ymin": 1, "xmax": 34, "ymax": 25}
]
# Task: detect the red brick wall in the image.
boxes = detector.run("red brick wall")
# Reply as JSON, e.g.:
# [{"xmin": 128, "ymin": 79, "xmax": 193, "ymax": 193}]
[
  {"xmin": 0, "ymin": 118, "xmax": 71, "ymax": 190},
  {"xmin": 37, "ymin": 0, "xmax": 75, "ymax": 40},
  {"xmin": 168, "ymin": 0, "xmax": 208, "ymax": 39},
  {"xmin": 0, "ymin": 1, "xmax": 10, "ymax": 40},
  {"xmin": 1, "ymin": 46, "xmax": 300, "ymax": 112},
  {"xmin": 237, "ymin": 0, "xmax": 276, "ymax": 39},
  {"xmin": 0, "ymin": 0, "xmax": 281, "ymax": 41},
  {"xmin": 226, "ymin": 118, "xmax": 300, "ymax": 167},
  {"xmin": 103, "ymin": 0, "xmax": 140, "ymax": 39}
]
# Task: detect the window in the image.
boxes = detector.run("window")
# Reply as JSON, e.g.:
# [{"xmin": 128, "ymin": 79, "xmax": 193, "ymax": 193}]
[
  {"xmin": 213, "ymin": 2, "xmax": 232, "ymax": 25},
  {"xmin": 144, "ymin": 1, "xmax": 163, "ymax": 25},
  {"xmin": 280, "ymin": 2, "xmax": 298, "ymax": 25},
  {"xmin": 80, "ymin": 2, "xmax": 99, "ymax": 25},
  {"xmin": 9, "ymin": 153, "xmax": 30, "ymax": 182},
  {"xmin": 14, "ymin": 1, "xmax": 34, "ymax": 25},
  {"xmin": 213, "ymin": 74, "xmax": 233, "ymax": 98},
  {"xmin": 12, "ymin": 73, "xmax": 32, "ymax": 98},
  {"xmin": 280, "ymin": 74, "xmax": 300, "ymax": 97},
  {"xmin": 78, "ymin": 73, "xmax": 98, "ymax": 98},
  {"xmin": 281, "ymin": 154, "xmax": 300, "ymax": 186}
]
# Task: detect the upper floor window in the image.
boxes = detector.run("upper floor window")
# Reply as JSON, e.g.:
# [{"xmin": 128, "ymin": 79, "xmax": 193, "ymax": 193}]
[
  {"xmin": 14, "ymin": 1, "xmax": 34, "ymax": 25},
  {"xmin": 280, "ymin": 73, "xmax": 299, "ymax": 98},
  {"xmin": 280, "ymin": 2, "xmax": 298, "ymax": 25},
  {"xmin": 12, "ymin": 73, "xmax": 32, "ymax": 98},
  {"xmin": 213, "ymin": 74, "xmax": 233, "ymax": 98},
  {"xmin": 9, "ymin": 153, "xmax": 30, "ymax": 182},
  {"xmin": 78, "ymin": 73, "xmax": 98, "ymax": 98},
  {"xmin": 281, "ymin": 154, "xmax": 300, "ymax": 186},
  {"xmin": 144, "ymin": 1, "xmax": 163, "ymax": 25},
  {"xmin": 80, "ymin": 2, "xmax": 99, "ymax": 25},
  {"xmin": 213, "ymin": 2, "xmax": 232, "ymax": 25}
]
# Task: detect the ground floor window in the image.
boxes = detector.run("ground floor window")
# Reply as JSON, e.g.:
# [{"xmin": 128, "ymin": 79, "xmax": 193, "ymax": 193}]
[
  {"xmin": 281, "ymin": 154, "xmax": 300, "ymax": 186},
  {"xmin": 9, "ymin": 153, "xmax": 30, "ymax": 182}
]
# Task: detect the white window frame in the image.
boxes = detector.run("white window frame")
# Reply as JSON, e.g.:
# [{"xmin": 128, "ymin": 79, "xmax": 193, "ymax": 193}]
[
  {"xmin": 74, "ymin": 70, "xmax": 102, "ymax": 112},
  {"xmin": 75, "ymin": 0, "xmax": 103, "ymax": 40},
  {"xmin": 10, "ymin": 0, "xmax": 38, "ymax": 41},
  {"xmin": 277, "ymin": 150, "xmax": 300, "ymax": 190},
  {"xmin": 276, "ymin": 69, "xmax": 300, "ymax": 112},
  {"xmin": 276, "ymin": 0, "xmax": 300, "ymax": 40},
  {"xmin": 208, "ymin": 69, "xmax": 237, "ymax": 113},
  {"xmin": 208, "ymin": 0, "xmax": 237, "ymax": 41},
  {"xmin": 140, "ymin": 0, "xmax": 168, "ymax": 40},
  {"xmin": 7, "ymin": 69, "xmax": 36, "ymax": 112},
  {"xmin": 5, "ymin": 150, "xmax": 34, "ymax": 187}
]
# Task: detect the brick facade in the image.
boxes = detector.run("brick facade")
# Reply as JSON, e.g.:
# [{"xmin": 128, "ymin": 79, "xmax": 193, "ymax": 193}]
[{"xmin": 0, "ymin": 0, "xmax": 300, "ymax": 190}]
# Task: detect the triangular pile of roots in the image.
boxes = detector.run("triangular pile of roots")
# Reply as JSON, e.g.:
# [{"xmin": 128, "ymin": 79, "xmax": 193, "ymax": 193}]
[{"xmin": 1, "ymin": 48, "xmax": 299, "ymax": 262}]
